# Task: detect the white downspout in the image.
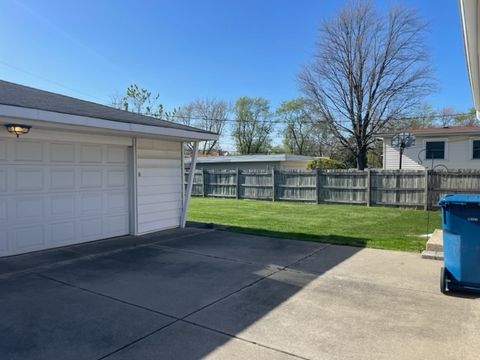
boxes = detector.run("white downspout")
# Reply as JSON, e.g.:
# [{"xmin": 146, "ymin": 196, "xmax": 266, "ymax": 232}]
[{"xmin": 180, "ymin": 141, "xmax": 199, "ymax": 228}]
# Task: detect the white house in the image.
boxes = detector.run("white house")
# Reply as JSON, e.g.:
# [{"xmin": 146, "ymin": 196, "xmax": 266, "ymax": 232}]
[
  {"xmin": 0, "ymin": 80, "xmax": 217, "ymax": 257},
  {"xmin": 378, "ymin": 0, "xmax": 480, "ymax": 172},
  {"xmin": 379, "ymin": 126, "xmax": 480, "ymax": 170}
]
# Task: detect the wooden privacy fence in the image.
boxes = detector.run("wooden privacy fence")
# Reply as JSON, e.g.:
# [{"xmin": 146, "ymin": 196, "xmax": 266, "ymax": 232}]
[{"xmin": 186, "ymin": 169, "xmax": 480, "ymax": 210}]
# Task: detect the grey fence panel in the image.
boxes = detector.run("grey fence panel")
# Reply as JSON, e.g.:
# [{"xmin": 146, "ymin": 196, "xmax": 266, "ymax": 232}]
[
  {"xmin": 275, "ymin": 170, "xmax": 317, "ymax": 201},
  {"xmin": 185, "ymin": 168, "xmax": 480, "ymax": 209},
  {"xmin": 240, "ymin": 170, "xmax": 273, "ymax": 200},
  {"xmin": 204, "ymin": 170, "xmax": 237, "ymax": 197},
  {"xmin": 319, "ymin": 170, "xmax": 368, "ymax": 204},
  {"xmin": 370, "ymin": 170, "xmax": 425, "ymax": 207},
  {"xmin": 429, "ymin": 170, "xmax": 480, "ymax": 207}
]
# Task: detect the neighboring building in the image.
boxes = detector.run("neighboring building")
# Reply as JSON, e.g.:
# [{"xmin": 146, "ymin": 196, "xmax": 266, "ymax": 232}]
[
  {"xmin": 0, "ymin": 80, "xmax": 216, "ymax": 257},
  {"xmin": 187, "ymin": 154, "xmax": 315, "ymax": 171},
  {"xmin": 379, "ymin": 126, "xmax": 480, "ymax": 170}
]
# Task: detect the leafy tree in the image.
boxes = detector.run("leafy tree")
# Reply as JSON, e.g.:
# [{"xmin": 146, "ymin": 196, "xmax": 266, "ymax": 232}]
[
  {"xmin": 299, "ymin": 2, "xmax": 435, "ymax": 169},
  {"xmin": 233, "ymin": 96, "xmax": 273, "ymax": 154},
  {"xmin": 277, "ymin": 98, "xmax": 333, "ymax": 156},
  {"xmin": 453, "ymin": 108, "xmax": 478, "ymax": 126},
  {"xmin": 269, "ymin": 145, "xmax": 288, "ymax": 154},
  {"xmin": 116, "ymin": 84, "xmax": 164, "ymax": 117},
  {"xmin": 306, "ymin": 158, "xmax": 346, "ymax": 170}
]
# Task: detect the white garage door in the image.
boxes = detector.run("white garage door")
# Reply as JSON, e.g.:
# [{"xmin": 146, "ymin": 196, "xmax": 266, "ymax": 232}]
[{"xmin": 0, "ymin": 138, "xmax": 130, "ymax": 257}]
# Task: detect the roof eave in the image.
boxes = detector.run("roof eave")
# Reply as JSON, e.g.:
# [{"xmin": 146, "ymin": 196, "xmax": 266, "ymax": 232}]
[
  {"xmin": 459, "ymin": 0, "xmax": 480, "ymax": 118},
  {"xmin": 0, "ymin": 104, "xmax": 218, "ymax": 141}
]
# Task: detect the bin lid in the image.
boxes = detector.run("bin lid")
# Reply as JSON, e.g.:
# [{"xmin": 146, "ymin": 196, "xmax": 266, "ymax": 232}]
[{"xmin": 438, "ymin": 194, "xmax": 480, "ymax": 206}]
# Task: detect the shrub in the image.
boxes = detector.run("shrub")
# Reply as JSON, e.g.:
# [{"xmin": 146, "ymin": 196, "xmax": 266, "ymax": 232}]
[{"xmin": 307, "ymin": 157, "xmax": 347, "ymax": 170}]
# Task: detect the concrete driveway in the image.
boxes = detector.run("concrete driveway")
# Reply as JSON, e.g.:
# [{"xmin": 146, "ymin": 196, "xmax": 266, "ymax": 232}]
[{"xmin": 1, "ymin": 227, "xmax": 479, "ymax": 360}]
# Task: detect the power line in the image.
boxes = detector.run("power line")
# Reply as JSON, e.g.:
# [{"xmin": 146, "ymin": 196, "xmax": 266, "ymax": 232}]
[
  {"xmin": 0, "ymin": 59, "xmax": 474, "ymax": 127},
  {"xmin": 0, "ymin": 59, "xmax": 108, "ymax": 103},
  {"xmin": 162, "ymin": 111, "xmax": 474, "ymax": 125}
]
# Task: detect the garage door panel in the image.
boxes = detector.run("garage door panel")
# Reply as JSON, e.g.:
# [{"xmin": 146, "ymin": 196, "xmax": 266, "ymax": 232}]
[
  {"xmin": 107, "ymin": 146, "xmax": 128, "ymax": 164},
  {"xmin": 80, "ymin": 193, "xmax": 103, "ymax": 214},
  {"xmin": 49, "ymin": 168, "xmax": 76, "ymax": 190},
  {"xmin": 107, "ymin": 169, "xmax": 128, "ymax": 187},
  {"xmin": 14, "ymin": 225, "xmax": 45, "ymax": 251},
  {"xmin": 0, "ymin": 169, "xmax": 6, "ymax": 192},
  {"xmin": 80, "ymin": 218, "xmax": 103, "ymax": 240},
  {"xmin": 0, "ymin": 139, "xmax": 7, "ymax": 161},
  {"xmin": 0, "ymin": 199, "xmax": 7, "ymax": 222},
  {"xmin": 15, "ymin": 168, "xmax": 44, "ymax": 191},
  {"xmin": 106, "ymin": 191, "xmax": 128, "ymax": 211},
  {"xmin": 80, "ymin": 168, "xmax": 103, "ymax": 188},
  {"xmin": 15, "ymin": 141, "xmax": 44, "ymax": 162},
  {"xmin": 0, "ymin": 230, "xmax": 6, "ymax": 251},
  {"xmin": 50, "ymin": 142, "xmax": 75, "ymax": 162},
  {"xmin": 15, "ymin": 196, "xmax": 44, "ymax": 220},
  {"xmin": 50, "ymin": 195, "xmax": 75, "ymax": 218},
  {"xmin": 80, "ymin": 144, "xmax": 103, "ymax": 163},
  {"xmin": 50, "ymin": 221, "xmax": 75, "ymax": 245},
  {"xmin": 105, "ymin": 214, "xmax": 129, "ymax": 236},
  {"xmin": 0, "ymin": 138, "xmax": 131, "ymax": 257}
]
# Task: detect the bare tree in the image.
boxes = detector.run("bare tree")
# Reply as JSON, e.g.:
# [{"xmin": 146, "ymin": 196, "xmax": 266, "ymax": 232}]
[
  {"xmin": 299, "ymin": 2, "xmax": 435, "ymax": 169},
  {"xmin": 233, "ymin": 96, "xmax": 273, "ymax": 154},
  {"xmin": 438, "ymin": 107, "xmax": 456, "ymax": 127},
  {"xmin": 175, "ymin": 99, "xmax": 229, "ymax": 154}
]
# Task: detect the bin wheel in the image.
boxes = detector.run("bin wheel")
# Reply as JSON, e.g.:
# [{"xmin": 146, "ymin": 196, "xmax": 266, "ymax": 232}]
[{"xmin": 440, "ymin": 267, "xmax": 449, "ymax": 294}]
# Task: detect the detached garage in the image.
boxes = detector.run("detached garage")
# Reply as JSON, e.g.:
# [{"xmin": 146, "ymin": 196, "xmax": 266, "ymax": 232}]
[{"xmin": 0, "ymin": 80, "xmax": 216, "ymax": 257}]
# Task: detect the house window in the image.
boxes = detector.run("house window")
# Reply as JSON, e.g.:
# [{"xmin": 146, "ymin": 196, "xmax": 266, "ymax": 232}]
[
  {"xmin": 425, "ymin": 141, "xmax": 445, "ymax": 159},
  {"xmin": 473, "ymin": 140, "xmax": 480, "ymax": 159}
]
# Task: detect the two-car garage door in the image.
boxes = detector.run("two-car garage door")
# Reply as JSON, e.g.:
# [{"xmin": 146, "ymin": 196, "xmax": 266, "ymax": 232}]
[{"xmin": 0, "ymin": 137, "xmax": 130, "ymax": 257}]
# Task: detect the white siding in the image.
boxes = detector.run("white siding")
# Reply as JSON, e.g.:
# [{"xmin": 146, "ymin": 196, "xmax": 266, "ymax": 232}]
[
  {"xmin": 384, "ymin": 143, "xmax": 424, "ymax": 170},
  {"xmin": 383, "ymin": 135, "xmax": 480, "ymax": 170},
  {"xmin": 135, "ymin": 138, "xmax": 182, "ymax": 234}
]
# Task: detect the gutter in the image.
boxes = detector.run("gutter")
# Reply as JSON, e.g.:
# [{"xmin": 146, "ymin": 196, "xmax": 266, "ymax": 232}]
[{"xmin": 459, "ymin": 0, "xmax": 480, "ymax": 119}]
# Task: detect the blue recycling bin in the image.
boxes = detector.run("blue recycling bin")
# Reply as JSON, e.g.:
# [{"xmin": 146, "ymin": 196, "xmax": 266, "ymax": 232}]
[{"xmin": 438, "ymin": 194, "xmax": 480, "ymax": 294}]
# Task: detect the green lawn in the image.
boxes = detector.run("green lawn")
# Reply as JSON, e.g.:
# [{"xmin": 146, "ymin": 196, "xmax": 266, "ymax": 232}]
[{"xmin": 187, "ymin": 197, "xmax": 441, "ymax": 252}]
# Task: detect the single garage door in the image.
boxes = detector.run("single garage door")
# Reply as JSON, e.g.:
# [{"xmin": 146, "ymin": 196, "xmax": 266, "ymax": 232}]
[{"xmin": 0, "ymin": 138, "xmax": 130, "ymax": 257}]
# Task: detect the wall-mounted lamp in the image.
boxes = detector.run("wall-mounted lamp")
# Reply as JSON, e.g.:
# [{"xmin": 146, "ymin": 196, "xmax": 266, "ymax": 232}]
[{"xmin": 5, "ymin": 124, "xmax": 31, "ymax": 138}]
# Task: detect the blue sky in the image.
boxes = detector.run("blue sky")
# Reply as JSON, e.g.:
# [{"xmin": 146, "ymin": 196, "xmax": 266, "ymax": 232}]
[{"xmin": 0, "ymin": 0, "xmax": 473, "ymax": 148}]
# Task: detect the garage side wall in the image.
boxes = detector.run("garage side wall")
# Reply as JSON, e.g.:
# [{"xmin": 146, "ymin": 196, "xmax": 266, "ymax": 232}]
[{"xmin": 135, "ymin": 138, "xmax": 183, "ymax": 234}]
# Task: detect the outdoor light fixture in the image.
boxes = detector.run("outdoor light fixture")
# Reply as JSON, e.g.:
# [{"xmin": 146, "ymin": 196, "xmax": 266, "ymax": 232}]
[{"xmin": 5, "ymin": 124, "xmax": 31, "ymax": 138}]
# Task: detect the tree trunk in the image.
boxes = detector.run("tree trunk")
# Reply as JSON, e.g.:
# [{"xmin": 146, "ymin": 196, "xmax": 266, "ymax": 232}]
[{"xmin": 356, "ymin": 148, "xmax": 368, "ymax": 170}]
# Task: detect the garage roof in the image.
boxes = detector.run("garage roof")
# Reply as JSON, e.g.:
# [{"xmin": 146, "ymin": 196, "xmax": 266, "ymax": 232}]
[{"xmin": 0, "ymin": 80, "xmax": 216, "ymax": 137}]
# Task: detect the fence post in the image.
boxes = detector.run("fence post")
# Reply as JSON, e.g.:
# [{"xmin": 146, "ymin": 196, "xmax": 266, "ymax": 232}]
[
  {"xmin": 202, "ymin": 168, "xmax": 207, "ymax": 197},
  {"xmin": 424, "ymin": 169, "xmax": 429, "ymax": 210},
  {"xmin": 366, "ymin": 168, "xmax": 371, "ymax": 207},
  {"xmin": 316, "ymin": 169, "xmax": 320, "ymax": 204},
  {"xmin": 236, "ymin": 168, "xmax": 240, "ymax": 199},
  {"xmin": 272, "ymin": 168, "xmax": 275, "ymax": 202}
]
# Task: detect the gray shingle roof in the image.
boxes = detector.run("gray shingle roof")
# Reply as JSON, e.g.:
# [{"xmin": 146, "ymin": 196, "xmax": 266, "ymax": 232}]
[{"xmin": 0, "ymin": 80, "xmax": 216, "ymax": 135}]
